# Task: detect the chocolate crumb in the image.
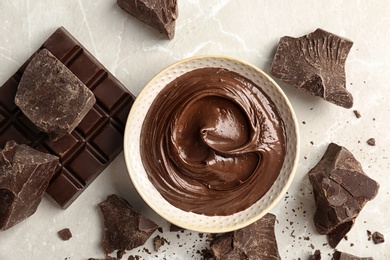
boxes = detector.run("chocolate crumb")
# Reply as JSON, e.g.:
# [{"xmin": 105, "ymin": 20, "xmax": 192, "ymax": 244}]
[
  {"xmin": 153, "ymin": 235, "xmax": 166, "ymax": 251},
  {"xmin": 117, "ymin": 250, "xmax": 125, "ymax": 259},
  {"xmin": 372, "ymin": 231, "xmax": 385, "ymax": 244},
  {"xmin": 169, "ymin": 223, "xmax": 184, "ymax": 232},
  {"xmin": 367, "ymin": 138, "xmax": 376, "ymax": 146},
  {"xmin": 58, "ymin": 228, "xmax": 72, "ymax": 241},
  {"xmin": 353, "ymin": 110, "xmax": 361, "ymax": 118}
]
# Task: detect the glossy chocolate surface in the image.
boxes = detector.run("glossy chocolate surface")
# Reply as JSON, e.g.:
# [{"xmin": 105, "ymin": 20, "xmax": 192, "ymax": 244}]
[
  {"xmin": 141, "ymin": 67, "xmax": 286, "ymax": 216},
  {"xmin": 0, "ymin": 27, "xmax": 135, "ymax": 209}
]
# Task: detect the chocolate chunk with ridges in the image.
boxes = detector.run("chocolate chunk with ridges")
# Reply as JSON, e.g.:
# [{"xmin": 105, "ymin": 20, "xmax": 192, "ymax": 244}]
[
  {"xmin": 0, "ymin": 27, "xmax": 135, "ymax": 209},
  {"xmin": 15, "ymin": 49, "xmax": 96, "ymax": 140},
  {"xmin": 98, "ymin": 194, "xmax": 159, "ymax": 254},
  {"xmin": 270, "ymin": 28, "xmax": 354, "ymax": 108},
  {"xmin": 58, "ymin": 228, "xmax": 72, "ymax": 241},
  {"xmin": 0, "ymin": 140, "xmax": 58, "ymax": 231},
  {"xmin": 372, "ymin": 231, "xmax": 385, "ymax": 244},
  {"xmin": 332, "ymin": 251, "xmax": 373, "ymax": 260},
  {"xmin": 366, "ymin": 138, "xmax": 375, "ymax": 146},
  {"xmin": 117, "ymin": 0, "xmax": 178, "ymax": 39},
  {"xmin": 210, "ymin": 213, "xmax": 281, "ymax": 260},
  {"xmin": 308, "ymin": 143, "xmax": 379, "ymax": 248}
]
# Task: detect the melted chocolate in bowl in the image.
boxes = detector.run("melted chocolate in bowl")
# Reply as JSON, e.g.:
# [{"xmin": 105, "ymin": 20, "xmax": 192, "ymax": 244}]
[{"xmin": 140, "ymin": 67, "xmax": 286, "ymax": 216}]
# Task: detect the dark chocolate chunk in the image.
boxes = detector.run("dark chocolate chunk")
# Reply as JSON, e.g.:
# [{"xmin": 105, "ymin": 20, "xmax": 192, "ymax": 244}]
[
  {"xmin": 0, "ymin": 140, "xmax": 58, "ymax": 231},
  {"xmin": 366, "ymin": 138, "xmax": 375, "ymax": 146},
  {"xmin": 210, "ymin": 213, "xmax": 281, "ymax": 260},
  {"xmin": 15, "ymin": 49, "xmax": 95, "ymax": 140},
  {"xmin": 310, "ymin": 250, "xmax": 321, "ymax": 260},
  {"xmin": 117, "ymin": 0, "xmax": 178, "ymax": 39},
  {"xmin": 372, "ymin": 231, "xmax": 385, "ymax": 244},
  {"xmin": 270, "ymin": 28, "xmax": 354, "ymax": 108},
  {"xmin": 0, "ymin": 27, "xmax": 135, "ymax": 209},
  {"xmin": 308, "ymin": 143, "xmax": 379, "ymax": 248},
  {"xmin": 98, "ymin": 194, "xmax": 159, "ymax": 254},
  {"xmin": 332, "ymin": 251, "xmax": 373, "ymax": 260},
  {"xmin": 58, "ymin": 228, "xmax": 72, "ymax": 241}
]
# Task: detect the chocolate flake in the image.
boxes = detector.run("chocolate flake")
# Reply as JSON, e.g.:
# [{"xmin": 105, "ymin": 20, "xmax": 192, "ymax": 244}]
[
  {"xmin": 372, "ymin": 231, "xmax": 385, "ymax": 244},
  {"xmin": 58, "ymin": 228, "xmax": 72, "ymax": 241},
  {"xmin": 98, "ymin": 194, "xmax": 159, "ymax": 254},
  {"xmin": 117, "ymin": 0, "xmax": 178, "ymax": 39},
  {"xmin": 310, "ymin": 250, "xmax": 321, "ymax": 260},
  {"xmin": 0, "ymin": 140, "xmax": 58, "ymax": 231},
  {"xmin": 270, "ymin": 28, "xmax": 354, "ymax": 108},
  {"xmin": 366, "ymin": 138, "xmax": 376, "ymax": 146},
  {"xmin": 308, "ymin": 143, "xmax": 379, "ymax": 248},
  {"xmin": 15, "ymin": 49, "xmax": 95, "ymax": 140},
  {"xmin": 353, "ymin": 110, "xmax": 361, "ymax": 118},
  {"xmin": 210, "ymin": 213, "xmax": 280, "ymax": 260}
]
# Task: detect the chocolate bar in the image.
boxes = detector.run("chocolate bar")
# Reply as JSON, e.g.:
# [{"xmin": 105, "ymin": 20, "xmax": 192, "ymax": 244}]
[
  {"xmin": 0, "ymin": 27, "xmax": 135, "ymax": 208},
  {"xmin": 0, "ymin": 140, "xmax": 58, "ymax": 231},
  {"xmin": 308, "ymin": 143, "xmax": 379, "ymax": 248},
  {"xmin": 270, "ymin": 29, "xmax": 354, "ymax": 108},
  {"xmin": 98, "ymin": 194, "xmax": 159, "ymax": 254},
  {"xmin": 210, "ymin": 213, "xmax": 281, "ymax": 260},
  {"xmin": 14, "ymin": 49, "xmax": 96, "ymax": 140},
  {"xmin": 117, "ymin": 0, "xmax": 178, "ymax": 39}
]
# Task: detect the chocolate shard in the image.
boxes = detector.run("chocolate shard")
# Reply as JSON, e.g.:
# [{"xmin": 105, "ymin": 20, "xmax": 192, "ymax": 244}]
[
  {"xmin": 15, "ymin": 49, "xmax": 96, "ymax": 140},
  {"xmin": 372, "ymin": 231, "xmax": 385, "ymax": 244},
  {"xmin": 270, "ymin": 28, "xmax": 354, "ymax": 108},
  {"xmin": 58, "ymin": 228, "xmax": 72, "ymax": 241},
  {"xmin": 98, "ymin": 194, "xmax": 159, "ymax": 254},
  {"xmin": 210, "ymin": 213, "xmax": 281, "ymax": 260},
  {"xmin": 0, "ymin": 140, "xmax": 58, "ymax": 231},
  {"xmin": 332, "ymin": 251, "xmax": 373, "ymax": 260},
  {"xmin": 308, "ymin": 143, "xmax": 379, "ymax": 248},
  {"xmin": 117, "ymin": 0, "xmax": 178, "ymax": 39}
]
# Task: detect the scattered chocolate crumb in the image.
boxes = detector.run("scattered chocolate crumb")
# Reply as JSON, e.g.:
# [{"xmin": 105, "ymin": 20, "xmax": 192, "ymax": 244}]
[
  {"xmin": 353, "ymin": 110, "xmax": 361, "ymax": 118},
  {"xmin": 302, "ymin": 121, "xmax": 306, "ymax": 124},
  {"xmin": 367, "ymin": 230, "xmax": 372, "ymax": 241},
  {"xmin": 157, "ymin": 227, "xmax": 163, "ymax": 233},
  {"xmin": 128, "ymin": 256, "xmax": 141, "ymax": 260},
  {"xmin": 310, "ymin": 141, "xmax": 314, "ymax": 145},
  {"xmin": 372, "ymin": 231, "xmax": 385, "ymax": 244},
  {"xmin": 58, "ymin": 228, "xmax": 72, "ymax": 241},
  {"xmin": 367, "ymin": 138, "xmax": 376, "ymax": 146},
  {"xmin": 350, "ymin": 243, "xmax": 354, "ymax": 247},
  {"xmin": 153, "ymin": 235, "xmax": 167, "ymax": 251}
]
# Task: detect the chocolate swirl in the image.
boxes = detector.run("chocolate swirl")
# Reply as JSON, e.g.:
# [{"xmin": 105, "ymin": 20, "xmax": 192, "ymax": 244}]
[{"xmin": 140, "ymin": 67, "xmax": 286, "ymax": 216}]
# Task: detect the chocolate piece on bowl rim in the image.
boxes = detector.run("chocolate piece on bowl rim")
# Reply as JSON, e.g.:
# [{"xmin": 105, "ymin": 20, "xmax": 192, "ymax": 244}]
[
  {"xmin": 0, "ymin": 26, "xmax": 135, "ymax": 209},
  {"xmin": 0, "ymin": 140, "xmax": 58, "ymax": 231},
  {"xmin": 210, "ymin": 213, "xmax": 281, "ymax": 260},
  {"xmin": 308, "ymin": 142, "xmax": 379, "ymax": 248},
  {"xmin": 14, "ymin": 48, "xmax": 96, "ymax": 141},
  {"xmin": 98, "ymin": 194, "xmax": 159, "ymax": 254},
  {"xmin": 270, "ymin": 28, "xmax": 354, "ymax": 108},
  {"xmin": 117, "ymin": 0, "xmax": 178, "ymax": 39}
]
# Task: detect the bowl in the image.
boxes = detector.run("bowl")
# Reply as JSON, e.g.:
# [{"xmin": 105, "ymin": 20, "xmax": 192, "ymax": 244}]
[{"xmin": 123, "ymin": 55, "xmax": 299, "ymax": 233}]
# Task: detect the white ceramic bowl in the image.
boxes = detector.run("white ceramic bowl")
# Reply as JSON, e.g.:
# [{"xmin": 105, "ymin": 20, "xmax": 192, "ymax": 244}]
[{"xmin": 124, "ymin": 55, "xmax": 299, "ymax": 233}]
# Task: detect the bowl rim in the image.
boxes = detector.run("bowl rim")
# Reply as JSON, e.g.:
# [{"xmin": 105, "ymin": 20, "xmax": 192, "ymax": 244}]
[{"xmin": 123, "ymin": 54, "xmax": 300, "ymax": 233}]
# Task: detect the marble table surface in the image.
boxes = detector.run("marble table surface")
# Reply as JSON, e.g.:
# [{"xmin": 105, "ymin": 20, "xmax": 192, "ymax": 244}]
[{"xmin": 0, "ymin": 1, "xmax": 389, "ymax": 259}]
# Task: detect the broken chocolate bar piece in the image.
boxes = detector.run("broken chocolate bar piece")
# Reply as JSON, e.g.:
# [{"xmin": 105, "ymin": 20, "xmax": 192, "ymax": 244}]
[
  {"xmin": 210, "ymin": 213, "xmax": 281, "ymax": 260},
  {"xmin": 0, "ymin": 27, "xmax": 135, "ymax": 209},
  {"xmin": 15, "ymin": 49, "xmax": 96, "ymax": 140},
  {"xmin": 372, "ymin": 231, "xmax": 385, "ymax": 244},
  {"xmin": 332, "ymin": 251, "xmax": 373, "ymax": 260},
  {"xmin": 0, "ymin": 140, "xmax": 58, "ymax": 231},
  {"xmin": 98, "ymin": 194, "xmax": 159, "ymax": 254},
  {"xmin": 270, "ymin": 28, "xmax": 354, "ymax": 108},
  {"xmin": 308, "ymin": 143, "xmax": 379, "ymax": 248},
  {"xmin": 117, "ymin": 0, "xmax": 178, "ymax": 39}
]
